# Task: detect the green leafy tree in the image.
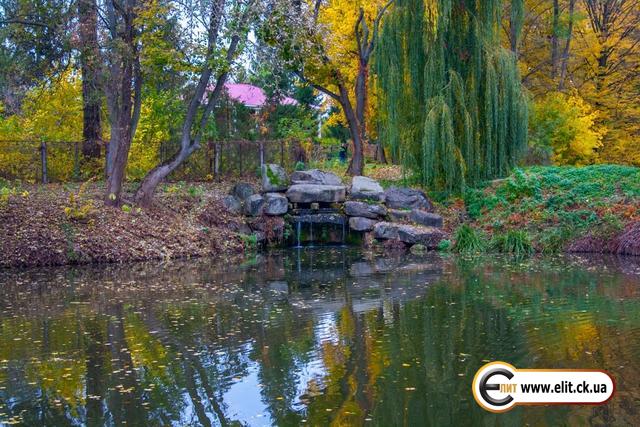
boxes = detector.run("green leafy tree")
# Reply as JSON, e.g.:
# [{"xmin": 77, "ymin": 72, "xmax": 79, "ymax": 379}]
[{"xmin": 376, "ymin": 0, "xmax": 529, "ymax": 193}]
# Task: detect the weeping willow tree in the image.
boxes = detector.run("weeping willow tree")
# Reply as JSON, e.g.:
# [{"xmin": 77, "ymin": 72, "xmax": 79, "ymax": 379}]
[{"xmin": 375, "ymin": 0, "xmax": 528, "ymax": 193}]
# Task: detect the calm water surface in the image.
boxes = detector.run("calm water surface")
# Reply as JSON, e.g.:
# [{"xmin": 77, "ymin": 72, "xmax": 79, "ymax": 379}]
[{"xmin": 0, "ymin": 249, "xmax": 639, "ymax": 426}]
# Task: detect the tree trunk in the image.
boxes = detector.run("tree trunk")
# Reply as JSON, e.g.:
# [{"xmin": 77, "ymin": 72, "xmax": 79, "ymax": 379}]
[
  {"xmin": 339, "ymin": 84, "xmax": 364, "ymax": 176},
  {"xmin": 78, "ymin": 0, "xmax": 101, "ymax": 159},
  {"xmin": 375, "ymin": 143, "xmax": 387, "ymax": 163},
  {"xmin": 558, "ymin": 0, "xmax": 576, "ymax": 90},
  {"xmin": 134, "ymin": 144, "xmax": 194, "ymax": 207},
  {"xmin": 104, "ymin": 0, "xmax": 136, "ymax": 206},
  {"xmin": 105, "ymin": 100, "xmax": 133, "ymax": 206},
  {"xmin": 551, "ymin": 0, "xmax": 560, "ymax": 79},
  {"xmin": 134, "ymin": 8, "xmax": 238, "ymax": 207}
]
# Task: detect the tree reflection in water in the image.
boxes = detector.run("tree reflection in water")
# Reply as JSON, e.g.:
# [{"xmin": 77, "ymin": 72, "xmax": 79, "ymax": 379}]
[{"xmin": 0, "ymin": 250, "xmax": 639, "ymax": 426}]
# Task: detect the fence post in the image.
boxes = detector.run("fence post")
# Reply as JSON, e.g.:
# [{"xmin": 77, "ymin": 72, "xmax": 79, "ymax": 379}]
[
  {"xmin": 280, "ymin": 140, "xmax": 285, "ymax": 165},
  {"xmin": 259, "ymin": 141, "xmax": 265, "ymax": 168},
  {"xmin": 214, "ymin": 142, "xmax": 220, "ymax": 177},
  {"xmin": 73, "ymin": 141, "xmax": 80, "ymax": 180},
  {"xmin": 40, "ymin": 142, "xmax": 48, "ymax": 184}
]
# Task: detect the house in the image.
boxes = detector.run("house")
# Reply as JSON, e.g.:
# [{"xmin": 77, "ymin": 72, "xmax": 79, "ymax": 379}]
[{"xmin": 220, "ymin": 83, "xmax": 298, "ymax": 110}]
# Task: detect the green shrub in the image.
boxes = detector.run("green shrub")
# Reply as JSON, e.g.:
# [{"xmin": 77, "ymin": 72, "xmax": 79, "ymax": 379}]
[
  {"xmin": 497, "ymin": 168, "xmax": 541, "ymax": 201},
  {"xmin": 437, "ymin": 239, "xmax": 452, "ymax": 252},
  {"xmin": 452, "ymin": 224, "xmax": 486, "ymax": 253},
  {"xmin": 64, "ymin": 180, "xmax": 95, "ymax": 222},
  {"xmin": 240, "ymin": 233, "xmax": 258, "ymax": 252}
]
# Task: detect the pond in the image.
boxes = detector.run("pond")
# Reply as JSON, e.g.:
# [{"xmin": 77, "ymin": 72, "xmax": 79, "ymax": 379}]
[{"xmin": 0, "ymin": 249, "xmax": 639, "ymax": 426}]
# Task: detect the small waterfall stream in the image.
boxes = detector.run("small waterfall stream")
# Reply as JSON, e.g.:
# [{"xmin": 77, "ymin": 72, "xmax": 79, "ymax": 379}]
[{"xmin": 289, "ymin": 207, "xmax": 348, "ymax": 248}]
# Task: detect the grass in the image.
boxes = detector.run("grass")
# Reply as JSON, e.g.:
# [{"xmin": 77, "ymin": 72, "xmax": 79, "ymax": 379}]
[{"xmin": 491, "ymin": 230, "xmax": 534, "ymax": 256}]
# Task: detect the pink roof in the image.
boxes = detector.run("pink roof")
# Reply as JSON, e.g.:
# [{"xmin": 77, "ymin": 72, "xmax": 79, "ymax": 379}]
[{"xmin": 216, "ymin": 83, "xmax": 298, "ymax": 108}]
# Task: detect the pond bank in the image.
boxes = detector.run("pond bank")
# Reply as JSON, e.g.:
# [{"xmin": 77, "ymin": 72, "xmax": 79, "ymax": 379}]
[
  {"xmin": 448, "ymin": 165, "xmax": 640, "ymax": 256},
  {"xmin": 1, "ymin": 165, "xmax": 639, "ymax": 268},
  {"xmin": 0, "ymin": 181, "xmax": 247, "ymax": 268}
]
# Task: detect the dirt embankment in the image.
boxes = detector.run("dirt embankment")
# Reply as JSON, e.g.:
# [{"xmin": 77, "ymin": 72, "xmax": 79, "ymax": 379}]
[{"xmin": 0, "ymin": 182, "xmax": 247, "ymax": 268}]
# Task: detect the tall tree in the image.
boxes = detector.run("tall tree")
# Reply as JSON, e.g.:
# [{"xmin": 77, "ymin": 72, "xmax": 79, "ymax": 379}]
[
  {"xmin": 558, "ymin": 0, "xmax": 576, "ymax": 90},
  {"xmin": 0, "ymin": 0, "xmax": 74, "ymax": 112},
  {"xmin": 267, "ymin": 0, "xmax": 394, "ymax": 176},
  {"xmin": 134, "ymin": 0, "xmax": 258, "ymax": 206},
  {"xmin": 581, "ymin": 0, "xmax": 640, "ymax": 162},
  {"xmin": 376, "ymin": 0, "xmax": 529, "ymax": 192},
  {"xmin": 77, "ymin": 0, "xmax": 101, "ymax": 158},
  {"xmin": 102, "ymin": 0, "xmax": 142, "ymax": 206}
]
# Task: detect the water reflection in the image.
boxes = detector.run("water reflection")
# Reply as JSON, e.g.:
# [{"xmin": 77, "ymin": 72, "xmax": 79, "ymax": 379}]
[{"xmin": 0, "ymin": 250, "xmax": 639, "ymax": 426}]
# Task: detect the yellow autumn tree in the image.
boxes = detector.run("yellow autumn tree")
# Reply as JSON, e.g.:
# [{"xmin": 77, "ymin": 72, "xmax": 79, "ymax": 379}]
[
  {"xmin": 529, "ymin": 92, "xmax": 606, "ymax": 165},
  {"xmin": 318, "ymin": 0, "xmax": 388, "ymax": 153},
  {"xmin": 271, "ymin": 0, "xmax": 394, "ymax": 174},
  {"xmin": 514, "ymin": 0, "xmax": 640, "ymax": 166},
  {"xmin": 0, "ymin": 70, "xmax": 84, "ymax": 181}
]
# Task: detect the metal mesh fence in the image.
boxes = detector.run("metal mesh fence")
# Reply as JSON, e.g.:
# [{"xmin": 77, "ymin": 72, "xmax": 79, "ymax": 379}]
[{"xmin": 0, "ymin": 139, "xmax": 315, "ymax": 183}]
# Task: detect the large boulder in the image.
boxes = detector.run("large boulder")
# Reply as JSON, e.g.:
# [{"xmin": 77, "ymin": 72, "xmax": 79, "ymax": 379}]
[
  {"xmin": 344, "ymin": 201, "xmax": 387, "ymax": 219},
  {"xmin": 231, "ymin": 182, "xmax": 255, "ymax": 201},
  {"xmin": 384, "ymin": 187, "xmax": 433, "ymax": 211},
  {"xmin": 244, "ymin": 194, "xmax": 265, "ymax": 217},
  {"xmin": 349, "ymin": 217, "xmax": 378, "ymax": 232},
  {"xmin": 410, "ymin": 209, "xmax": 444, "ymax": 228},
  {"xmin": 264, "ymin": 193, "xmax": 289, "ymax": 216},
  {"xmin": 262, "ymin": 164, "xmax": 289, "ymax": 192},
  {"xmin": 291, "ymin": 169, "xmax": 342, "ymax": 186},
  {"xmin": 373, "ymin": 222, "xmax": 446, "ymax": 248},
  {"xmin": 222, "ymin": 195, "xmax": 242, "ymax": 214},
  {"xmin": 388, "ymin": 209, "xmax": 411, "ymax": 223},
  {"xmin": 350, "ymin": 176, "xmax": 384, "ymax": 201},
  {"xmin": 286, "ymin": 184, "xmax": 346, "ymax": 204}
]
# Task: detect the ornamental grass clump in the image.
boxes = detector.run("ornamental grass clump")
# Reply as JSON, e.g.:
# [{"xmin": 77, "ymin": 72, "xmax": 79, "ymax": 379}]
[
  {"xmin": 492, "ymin": 230, "xmax": 534, "ymax": 256},
  {"xmin": 452, "ymin": 224, "xmax": 486, "ymax": 254}
]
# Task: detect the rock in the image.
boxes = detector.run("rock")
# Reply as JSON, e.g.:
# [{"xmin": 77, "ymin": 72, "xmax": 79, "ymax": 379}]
[
  {"xmin": 231, "ymin": 182, "xmax": 255, "ymax": 201},
  {"xmin": 397, "ymin": 225, "xmax": 446, "ymax": 248},
  {"xmin": 286, "ymin": 184, "xmax": 346, "ymax": 203},
  {"xmin": 253, "ymin": 231, "xmax": 266, "ymax": 244},
  {"xmin": 262, "ymin": 164, "xmax": 289, "ymax": 192},
  {"xmin": 237, "ymin": 222, "xmax": 252, "ymax": 235},
  {"xmin": 349, "ymin": 217, "xmax": 378, "ymax": 232},
  {"xmin": 362, "ymin": 231, "xmax": 376, "ymax": 249},
  {"xmin": 410, "ymin": 209, "xmax": 444, "ymax": 228},
  {"xmin": 244, "ymin": 194, "xmax": 265, "ymax": 217},
  {"xmin": 291, "ymin": 169, "xmax": 342, "ymax": 186},
  {"xmin": 410, "ymin": 244, "xmax": 427, "ymax": 255},
  {"xmin": 291, "ymin": 213, "xmax": 346, "ymax": 225},
  {"xmin": 344, "ymin": 201, "xmax": 387, "ymax": 219},
  {"xmin": 350, "ymin": 176, "xmax": 384, "ymax": 201},
  {"xmin": 373, "ymin": 222, "xmax": 402, "ymax": 240},
  {"xmin": 388, "ymin": 209, "xmax": 411, "ymax": 222},
  {"xmin": 384, "ymin": 187, "xmax": 433, "ymax": 210},
  {"xmin": 350, "ymin": 262, "xmax": 375, "ymax": 277},
  {"xmin": 373, "ymin": 222, "xmax": 446, "ymax": 248},
  {"xmin": 222, "ymin": 195, "xmax": 242, "ymax": 214},
  {"xmin": 268, "ymin": 281, "xmax": 289, "ymax": 294},
  {"xmin": 264, "ymin": 193, "xmax": 288, "ymax": 216}
]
